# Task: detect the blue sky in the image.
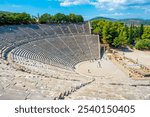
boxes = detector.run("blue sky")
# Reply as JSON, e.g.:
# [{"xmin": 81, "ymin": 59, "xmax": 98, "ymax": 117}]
[{"xmin": 0, "ymin": 0, "xmax": 150, "ymax": 20}]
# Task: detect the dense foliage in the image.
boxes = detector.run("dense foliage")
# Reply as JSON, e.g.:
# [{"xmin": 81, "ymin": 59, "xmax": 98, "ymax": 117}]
[
  {"xmin": 0, "ymin": 12, "xmax": 36, "ymax": 25},
  {"xmin": 135, "ymin": 39, "xmax": 150, "ymax": 50},
  {"xmin": 91, "ymin": 20, "xmax": 150, "ymax": 50},
  {"xmin": 39, "ymin": 13, "xmax": 84, "ymax": 24},
  {"xmin": 0, "ymin": 12, "xmax": 84, "ymax": 25},
  {"xmin": 135, "ymin": 26, "xmax": 150, "ymax": 50}
]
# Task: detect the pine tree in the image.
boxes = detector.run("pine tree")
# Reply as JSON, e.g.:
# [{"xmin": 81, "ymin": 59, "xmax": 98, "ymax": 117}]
[
  {"xmin": 129, "ymin": 24, "xmax": 134, "ymax": 45},
  {"xmin": 113, "ymin": 27, "xmax": 128, "ymax": 48},
  {"xmin": 139, "ymin": 24, "xmax": 144, "ymax": 39}
]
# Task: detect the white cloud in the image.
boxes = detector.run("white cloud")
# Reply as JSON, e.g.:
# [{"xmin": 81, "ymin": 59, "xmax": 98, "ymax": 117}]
[
  {"xmin": 58, "ymin": 0, "xmax": 150, "ymax": 11},
  {"xmin": 59, "ymin": 0, "xmax": 90, "ymax": 6}
]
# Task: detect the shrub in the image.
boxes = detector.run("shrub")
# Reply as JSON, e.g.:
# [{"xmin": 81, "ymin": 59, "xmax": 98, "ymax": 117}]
[{"xmin": 135, "ymin": 39, "xmax": 150, "ymax": 50}]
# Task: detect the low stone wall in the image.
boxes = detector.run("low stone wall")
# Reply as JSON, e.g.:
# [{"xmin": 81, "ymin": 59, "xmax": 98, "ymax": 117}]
[{"xmin": 108, "ymin": 49, "xmax": 150, "ymax": 79}]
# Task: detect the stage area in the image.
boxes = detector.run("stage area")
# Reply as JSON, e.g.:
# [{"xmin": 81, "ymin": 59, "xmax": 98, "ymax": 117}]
[{"xmin": 75, "ymin": 57, "xmax": 119, "ymax": 77}]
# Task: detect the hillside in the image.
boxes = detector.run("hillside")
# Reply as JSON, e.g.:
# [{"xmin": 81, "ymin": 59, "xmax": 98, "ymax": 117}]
[
  {"xmin": 90, "ymin": 16, "xmax": 116, "ymax": 21},
  {"xmin": 90, "ymin": 17, "xmax": 150, "ymax": 25}
]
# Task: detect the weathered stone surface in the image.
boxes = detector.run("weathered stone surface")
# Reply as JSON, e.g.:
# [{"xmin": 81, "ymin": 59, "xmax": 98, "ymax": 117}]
[
  {"xmin": 0, "ymin": 89, "xmax": 28, "ymax": 100},
  {"xmin": 0, "ymin": 49, "xmax": 150, "ymax": 100}
]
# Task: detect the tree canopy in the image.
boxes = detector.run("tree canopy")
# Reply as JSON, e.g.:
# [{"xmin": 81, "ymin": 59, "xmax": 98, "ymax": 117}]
[
  {"xmin": 91, "ymin": 19, "xmax": 150, "ymax": 50},
  {"xmin": 39, "ymin": 13, "xmax": 84, "ymax": 24},
  {"xmin": 0, "ymin": 12, "xmax": 84, "ymax": 25},
  {"xmin": 0, "ymin": 12, "xmax": 35, "ymax": 25}
]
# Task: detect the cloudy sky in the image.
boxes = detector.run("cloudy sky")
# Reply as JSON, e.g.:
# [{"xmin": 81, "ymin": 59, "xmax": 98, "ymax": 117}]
[{"xmin": 0, "ymin": 0, "xmax": 150, "ymax": 20}]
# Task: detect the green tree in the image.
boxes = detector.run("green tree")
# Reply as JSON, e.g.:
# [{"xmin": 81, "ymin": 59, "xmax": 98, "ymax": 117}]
[
  {"xmin": 142, "ymin": 26, "xmax": 150, "ymax": 39},
  {"xmin": 17, "ymin": 12, "xmax": 31, "ymax": 24},
  {"xmin": 68, "ymin": 13, "xmax": 76, "ymax": 23},
  {"xmin": 39, "ymin": 13, "xmax": 52, "ymax": 24},
  {"xmin": 0, "ymin": 12, "xmax": 84, "ymax": 25},
  {"xmin": 75, "ymin": 15, "xmax": 84, "ymax": 23},
  {"xmin": 53, "ymin": 13, "xmax": 66, "ymax": 23},
  {"xmin": 113, "ymin": 27, "xmax": 128, "ymax": 48},
  {"xmin": 102, "ymin": 22, "xmax": 110, "ymax": 44},
  {"xmin": 135, "ymin": 39, "xmax": 150, "ymax": 50},
  {"xmin": 139, "ymin": 24, "xmax": 144, "ymax": 39},
  {"xmin": 128, "ymin": 24, "xmax": 134, "ymax": 45},
  {"xmin": 124, "ymin": 24, "xmax": 129, "ymax": 39},
  {"xmin": 92, "ymin": 20, "xmax": 125, "ymax": 46},
  {"xmin": 93, "ymin": 27, "xmax": 101, "ymax": 34},
  {"xmin": 91, "ymin": 19, "xmax": 105, "ymax": 36}
]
